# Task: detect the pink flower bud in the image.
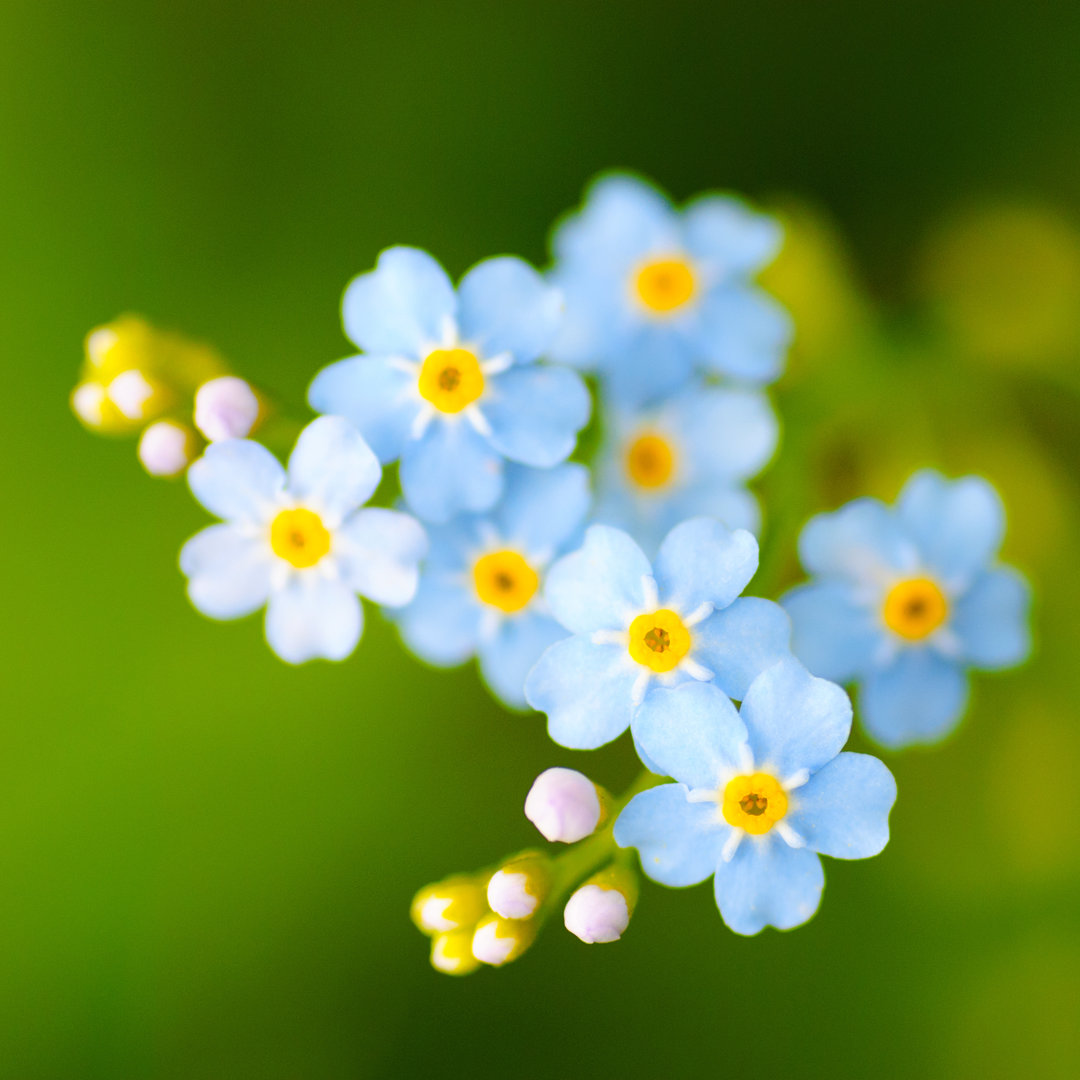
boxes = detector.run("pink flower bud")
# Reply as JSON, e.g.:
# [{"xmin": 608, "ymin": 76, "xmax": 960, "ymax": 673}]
[{"xmin": 524, "ymin": 767, "xmax": 604, "ymax": 843}]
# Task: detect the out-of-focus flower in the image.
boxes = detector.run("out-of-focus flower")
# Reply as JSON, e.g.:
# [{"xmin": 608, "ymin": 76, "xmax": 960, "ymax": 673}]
[
  {"xmin": 524, "ymin": 519, "xmax": 791, "ymax": 752},
  {"xmin": 180, "ymin": 416, "xmax": 427, "ymax": 664},
  {"xmin": 137, "ymin": 420, "xmax": 199, "ymax": 477},
  {"xmin": 308, "ymin": 247, "xmax": 590, "ymax": 523},
  {"xmin": 615, "ymin": 660, "xmax": 896, "ymax": 936},
  {"xmin": 524, "ymin": 767, "xmax": 608, "ymax": 843},
  {"xmin": 396, "ymin": 464, "xmax": 589, "ymax": 708},
  {"xmin": 194, "ymin": 376, "xmax": 261, "ymax": 442},
  {"xmin": 471, "ymin": 913, "xmax": 536, "ymax": 967},
  {"xmin": 782, "ymin": 470, "xmax": 1032, "ymax": 748},
  {"xmin": 429, "ymin": 930, "xmax": 482, "ymax": 976},
  {"xmin": 563, "ymin": 864, "xmax": 638, "ymax": 944},
  {"xmin": 411, "ymin": 875, "xmax": 488, "ymax": 936},
  {"xmin": 548, "ymin": 173, "xmax": 790, "ymax": 406},
  {"xmin": 592, "ymin": 385, "xmax": 778, "ymax": 555}
]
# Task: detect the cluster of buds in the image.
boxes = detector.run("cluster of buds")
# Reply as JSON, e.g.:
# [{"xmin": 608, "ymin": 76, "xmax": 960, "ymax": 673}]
[
  {"xmin": 411, "ymin": 768, "xmax": 638, "ymax": 974},
  {"xmin": 70, "ymin": 314, "xmax": 265, "ymax": 478}
]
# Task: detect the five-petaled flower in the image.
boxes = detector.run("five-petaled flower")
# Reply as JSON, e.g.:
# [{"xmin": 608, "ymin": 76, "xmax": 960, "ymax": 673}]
[
  {"xmin": 614, "ymin": 658, "xmax": 896, "ymax": 935},
  {"xmin": 781, "ymin": 470, "xmax": 1032, "ymax": 748}
]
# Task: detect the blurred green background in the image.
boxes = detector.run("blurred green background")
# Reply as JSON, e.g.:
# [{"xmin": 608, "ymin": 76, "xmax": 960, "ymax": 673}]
[{"xmin": 4, "ymin": 2, "xmax": 1080, "ymax": 1077}]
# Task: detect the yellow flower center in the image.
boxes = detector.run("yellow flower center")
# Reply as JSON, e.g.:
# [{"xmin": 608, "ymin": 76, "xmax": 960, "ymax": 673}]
[
  {"xmin": 883, "ymin": 577, "xmax": 948, "ymax": 640},
  {"xmin": 633, "ymin": 256, "xmax": 697, "ymax": 314},
  {"xmin": 270, "ymin": 508, "xmax": 331, "ymax": 569},
  {"xmin": 722, "ymin": 772, "xmax": 788, "ymax": 835},
  {"xmin": 473, "ymin": 550, "xmax": 539, "ymax": 614},
  {"xmin": 418, "ymin": 348, "xmax": 485, "ymax": 413},
  {"xmin": 627, "ymin": 609, "xmax": 691, "ymax": 673},
  {"xmin": 625, "ymin": 432, "xmax": 677, "ymax": 490}
]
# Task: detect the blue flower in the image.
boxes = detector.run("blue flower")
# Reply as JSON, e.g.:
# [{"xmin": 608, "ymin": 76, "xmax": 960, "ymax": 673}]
[
  {"xmin": 781, "ymin": 470, "xmax": 1032, "ymax": 748},
  {"xmin": 308, "ymin": 247, "xmax": 591, "ymax": 523},
  {"xmin": 396, "ymin": 464, "xmax": 590, "ymax": 708},
  {"xmin": 614, "ymin": 659, "xmax": 896, "ymax": 936},
  {"xmin": 592, "ymin": 384, "xmax": 778, "ymax": 556},
  {"xmin": 524, "ymin": 518, "xmax": 791, "ymax": 751},
  {"xmin": 549, "ymin": 172, "xmax": 791, "ymax": 407},
  {"xmin": 180, "ymin": 416, "xmax": 427, "ymax": 664}
]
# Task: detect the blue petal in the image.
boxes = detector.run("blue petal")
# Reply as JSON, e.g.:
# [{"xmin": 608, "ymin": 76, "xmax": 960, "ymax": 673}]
[
  {"xmin": 952, "ymin": 567, "xmax": 1032, "ymax": 669},
  {"xmin": 547, "ymin": 265, "xmax": 635, "ymax": 370},
  {"xmin": 264, "ymin": 578, "xmax": 363, "ymax": 664},
  {"xmin": 396, "ymin": 578, "xmax": 482, "ymax": 667},
  {"xmin": 399, "ymin": 418, "xmax": 504, "ymax": 523},
  {"xmin": 188, "ymin": 439, "xmax": 285, "ymax": 524},
  {"xmin": 336, "ymin": 508, "xmax": 427, "ymax": 607},
  {"xmin": 524, "ymin": 636, "xmax": 638, "ymax": 749},
  {"xmin": 180, "ymin": 524, "xmax": 273, "ymax": 619},
  {"xmin": 896, "ymin": 470, "xmax": 1006, "ymax": 588},
  {"xmin": 740, "ymin": 657, "xmax": 852, "ymax": 778},
  {"xmin": 602, "ymin": 327, "xmax": 697, "ymax": 408},
  {"xmin": 457, "ymin": 256, "xmax": 563, "ymax": 364},
  {"xmin": 494, "ymin": 463, "xmax": 591, "ymax": 556},
  {"xmin": 631, "ymin": 681, "xmax": 748, "ymax": 789},
  {"xmin": 654, "ymin": 517, "xmax": 759, "ymax": 615},
  {"xmin": 478, "ymin": 611, "xmax": 566, "ymax": 709},
  {"xmin": 341, "ymin": 246, "xmax": 456, "ymax": 356},
  {"xmin": 659, "ymin": 485, "xmax": 762, "ymax": 541},
  {"xmin": 788, "ymin": 752, "xmax": 896, "ymax": 859},
  {"xmin": 713, "ymin": 836, "xmax": 824, "ymax": 935},
  {"xmin": 859, "ymin": 648, "xmax": 969, "ymax": 748},
  {"xmin": 671, "ymin": 385, "xmax": 779, "ymax": 481},
  {"xmin": 682, "ymin": 195, "xmax": 783, "ymax": 275},
  {"xmin": 782, "ymin": 580, "xmax": 884, "ymax": 683},
  {"xmin": 798, "ymin": 498, "xmax": 913, "ymax": 581},
  {"xmin": 693, "ymin": 286, "xmax": 791, "ymax": 384},
  {"xmin": 307, "ymin": 356, "xmax": 419, "ymax": 463},
  {"xmin": 691, "ymin": 597, "xmax": 793, "ymax": 701},
  {"xmin": 543, "ymin": 525, "xmax": 651, "ymax": 634},
  {"xmin": 286, "ymin": 416, "xmax": 381, "ymax": 522},
  {"xmin": 614, "ymin": 783, "xmax": 732, "ymax": 887},
  {"xmin": 483, "ymin": 364, "xmax": 591, "ymax": 467}
]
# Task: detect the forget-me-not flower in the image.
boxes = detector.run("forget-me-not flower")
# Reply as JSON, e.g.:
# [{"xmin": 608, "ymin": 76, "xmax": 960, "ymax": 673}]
[
  {"xmin": 308, "ymin": 247, "xmax": 591, "ymax": 523},
  {"xmin": 781, "ymin": 470, "xmax": 1032, "ymax": 748},
  {"xmin": 548, "ymin": 173, "xmax": 792, "ymax": 406},
  {"xmin": 524, "ymin": 518, "xmax": 791, "ymax": 750},
  {"xmin": 180, "ymin": 416, "xmax": 427, "ymax": 664},
  {"xmin": 615, "ymin": 659, "xmax": 896, "ymax": 935},
  {"xmin": 592, "ymin": 384, "xmax": 778, "ymax": 555},
  {"xmin": 396, "ymin": 463, "xmax": 589, "ymax": 708}
]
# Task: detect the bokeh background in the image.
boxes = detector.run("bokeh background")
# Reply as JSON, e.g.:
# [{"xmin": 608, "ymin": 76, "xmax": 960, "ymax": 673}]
[{"xmin": 4, "ymin": 2, "xmax": 1080, "ymax": 1077}]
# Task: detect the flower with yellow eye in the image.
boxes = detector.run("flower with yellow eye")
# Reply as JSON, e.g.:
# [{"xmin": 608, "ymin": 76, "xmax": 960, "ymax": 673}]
[
  {"xmin": 308, "ymin": 246, "xmax": 591, "ymax": 524},
  {"xmin": 396, "ymin": 464, "xmax": 589, "ymax": 708},
  {"xmin": 524, "ymin": 518, "xmax": 791, "ymax": 751},
  {"xmin": 592, "ymin": 384, "xmax": 779, "ymax": 555},
  {"xmin": 180, "ymin": 416, "xmax": 427, "ymax": 664},
  {"xmin": 548, "ymin": 173, "xmax": 791, "ymax": 407},
  {"xmin": 615, "ymin": 660, "xmax": 896, "ymax": 936},
  {"xmin": 782, "ymin": 470, "xmax": 1032, "ymax": 749}
]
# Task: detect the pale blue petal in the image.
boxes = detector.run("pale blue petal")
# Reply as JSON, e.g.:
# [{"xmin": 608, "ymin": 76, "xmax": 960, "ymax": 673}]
[
  {"xmin": 180, "ymin": 524, "xmax": 273, "ymax": 619},
  {"xmin": 661, "ymin": 485, "xmax": 762, "ymax": 540},
  {"xmin": 264, "ymin": 578, "xmax": 363, "ymax": 664},
  {"xmin": 631, "ymin": 681, "xmax": 748, "ymax": 789},
  {"xmin": 546, "ymin": 267, "xmax": 635, "ymax": 369},
  {"xmin": 188, "ymin": 439, "xmax": 285, "ymax": 524},
  {"xmin": 798, "ymin": 498, "xmax": 912, "ymax": 581},
  {"xmin": 897, "ymin": 470, "xmax": 1006, "ymax": 588},
  {"xmin": 396, "ymin": 578, "xmax": 482, "ymax": 667},
  {"xmin": 691, "ymin": 597, "xmax": 793, "ymax": 701},
  {"xmin": 483, "ymin": 364, "xmax": 591, "ymax": 467},
  {"xmin": 694, "ymin": 286, "xmax": 791, "ymax": 384},
  {"xmin": 603, "ymin": 327, "xmax": 696, "ymax": 408},
  {"xmin": 399, "ymin": 418, "xmax": 504, "ymax": 523},
  {"xmin": 952, "ymin": 567, "xmax": 1032, "ymax": 669},
  {"xmin": 615, "ymin": 784, "xmax": 733, "ymax": 887},
  {"xmin": 524, "ymin": 636, "xmax": 637, "ymax": 749},
  {"xmin": 782, "ymin": 580, "xmax": 884, "ymax": 683},
  {"xmin": 335, "ymin": 508, "xmax": 427, "ymax": 607},
  {"xmin": 341, "ymin": 246, "xmax": 456, "ymax": 356},
  {"xmin": 543, "ymin": 525, "xmax": 651, "ymax": 634},
  {"xmin": 494, "ymin": 463, "xmax": 591, "ymax": 555},
  {"xmin": 478, "ymin": 611, "xmax": 566, "ymax": 709},
  {"xmin": 859, "ymin": 648, "xmax": 969, "ymax": 749},
  {"xmin": 286, "ymin": 416, "xmax": 381, "ymax": 521},
  {"xmin": 654, "ymin": 517, "xmax": 758, "ymax": 614},
  {"xmin": 682, "ymin": 195, "xmax": 784, "ymax": 275},
  {"xmin": 307, "ymin": 356, "xmax": 419, "ymax": 463},
  {"xmin": 713, "ymin": 837, "xmax": 824, "ymax": 935},
  {"xmin": 740, "ymin": 657, "xmax": 852, "ymax": 778},
  {"xmin": 672, "ymin": 386, "xmax": 779, "ymax": 480},
  {"xmin": 789, "ymin": 753, "xmax": 896, "ymax": 859},
  {"xmin": 457, "ymin": 256, "xmax": 563, "ymax": 364}
]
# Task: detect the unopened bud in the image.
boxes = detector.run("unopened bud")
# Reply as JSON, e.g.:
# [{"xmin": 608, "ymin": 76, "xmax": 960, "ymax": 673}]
[
  {"xmin": 471, "ymin": 914, "xmax": 537, "ymax": 967},
  {"xmin": 525, "ymin": 767, "xmax": 608, "ymax": 843},
  {"xmin": 430, "ymin": 930, "xmax": 481, "ymax": 976},
  {"xmin": 138, "ymin": 421, "xmax": 197, "ymax": 477},
  {"xmin": 107, "ymin": 369, "xmax": 168, "ymax": 422},
  {"xmin": 486, "ymin": 852, "xmax": 551, "ymax": 920},
  {"xmin": 564, "ymin": 864, "xmax": 639, "ymax": 944},
  {"xmin": 194, "ymin": 376, "xmax": 260, "ymax": 442},
  {"xmin": 410, "ymin": 875, "xmax": 487, "ymax": 936}
]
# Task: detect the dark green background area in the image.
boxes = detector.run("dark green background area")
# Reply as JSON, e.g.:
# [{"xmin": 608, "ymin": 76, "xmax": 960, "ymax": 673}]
[{"xmin": 3, "ymin": 2, "xmax": 1079, "ymax": 1077}]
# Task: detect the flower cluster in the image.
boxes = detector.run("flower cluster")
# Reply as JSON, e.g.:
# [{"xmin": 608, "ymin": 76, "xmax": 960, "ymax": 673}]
[{"xmin": 72, "ymin": 172, "xmax": 1033, "ymax": 974}]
